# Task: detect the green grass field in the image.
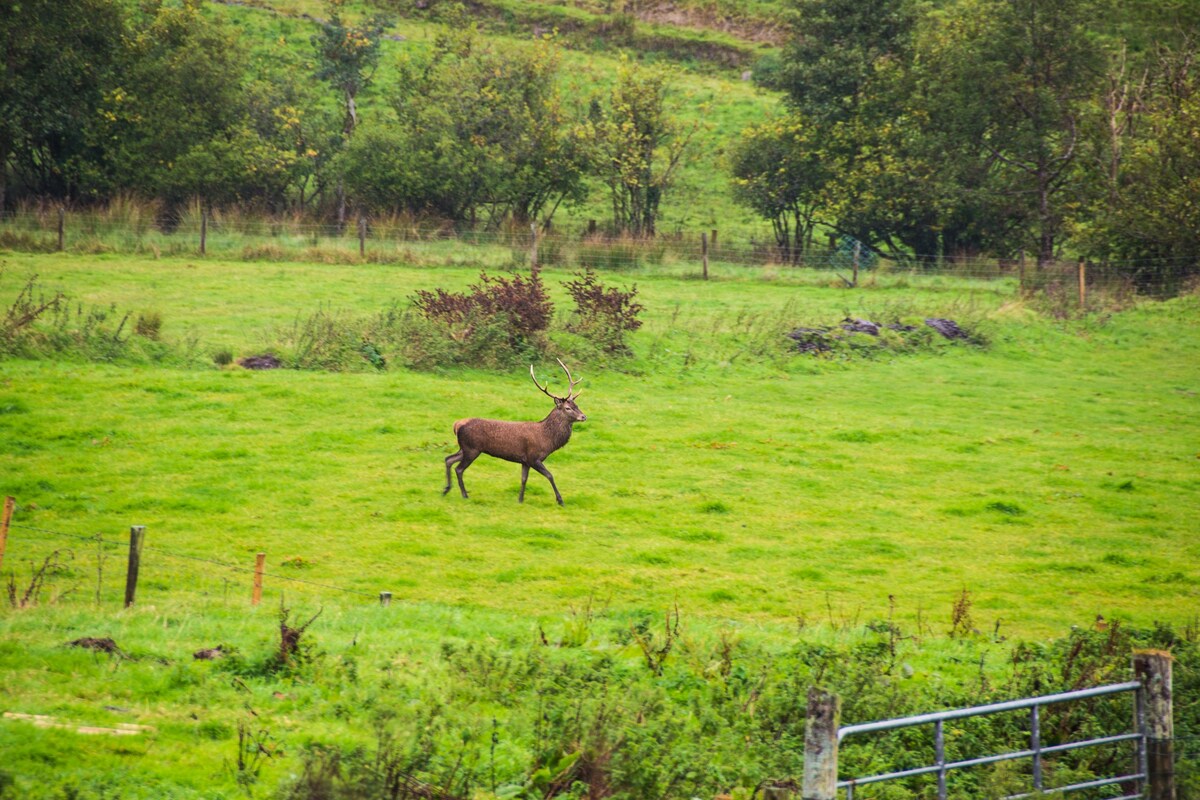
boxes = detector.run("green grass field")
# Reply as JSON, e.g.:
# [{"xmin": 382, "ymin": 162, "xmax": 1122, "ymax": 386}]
[{"xmin": 1, "ymin": 251, "xmax": 1198, "ymax": 798}]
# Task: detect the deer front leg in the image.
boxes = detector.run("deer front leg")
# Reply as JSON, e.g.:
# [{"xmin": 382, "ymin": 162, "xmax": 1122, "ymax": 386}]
[
  {"xmin": 519, "ymin": 463, "xmax": 530, "ymax": 503},
  {"xmin": 455, "ymin": 450, "xmax": 479, "ymax": 498},
  {"xmin": 530, "ymin": 460, "xmax": 564, "ymax": 505},
  {"xmin": 444, "ymin": 451, "xmax": 463, "ymax": 495}
]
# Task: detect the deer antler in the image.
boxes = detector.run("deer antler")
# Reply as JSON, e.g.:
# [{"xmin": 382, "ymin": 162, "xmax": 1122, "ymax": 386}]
[
  {"xmin": 557, "ymin": 358, "xmax": 583, "ymax": 401},
  {"xmin": 530, "ymin": 364, "xmax": 558, "ymax": 400},
  {"xmin": 530, "ymin": 360, "xmax": 583, "ymax": 401}
]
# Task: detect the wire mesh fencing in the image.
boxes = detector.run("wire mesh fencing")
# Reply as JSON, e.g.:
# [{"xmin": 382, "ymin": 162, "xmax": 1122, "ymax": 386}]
[{"xmin": 2, "ymin": 210, "xmax": 1194, "ymax": 298}]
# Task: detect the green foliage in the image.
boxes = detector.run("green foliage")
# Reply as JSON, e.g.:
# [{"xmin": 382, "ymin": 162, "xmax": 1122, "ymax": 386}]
[
  {"xmin": 312, "ymin": 0, "xmax": 392, "ymax": 137},
  {"xmin": 340, "ymin": 32, "xmax": 589, "ymax": 226},
  {"xmin": 0, "ymin": 0, "xmax": 126, "ymax": 204},
  {"xmin": 1082, "ymin": 41, "xmax": 1200, "ymax": 292},
  {"xmin": 0, "ymin": 272, "xmax": 175, "ymax": 364},
  {"xmin": 729, "ymin": 117, "xmax": 829, "ymax": 261},
  {"xmin": 591, "ymin": 59, "xmax": 700, "ymax": 236}
]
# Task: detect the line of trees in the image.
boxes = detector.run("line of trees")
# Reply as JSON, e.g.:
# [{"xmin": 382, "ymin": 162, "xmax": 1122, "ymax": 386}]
[
  {"xmin": 0, "ymin": 0, "xmax": 696, "ymax": 234},
  {"xmin": 732, "ymin": 0, "xmax": 1200, "ymax": 286}
]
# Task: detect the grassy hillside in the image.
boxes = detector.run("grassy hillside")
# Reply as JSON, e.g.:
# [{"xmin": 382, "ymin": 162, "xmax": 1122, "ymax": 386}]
[
  {"xmin": 207, "ymin": 0, "xmax": 782, "ymax": 236},
  {"xmin": 1, "ymin": 251, "xmax": 1198, "ymax": 798}
]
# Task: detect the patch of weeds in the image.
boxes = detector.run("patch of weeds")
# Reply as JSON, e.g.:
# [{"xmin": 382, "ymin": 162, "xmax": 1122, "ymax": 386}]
[
  {"xmin": 0, "ymin": 397, "xmax": 29, "ymax": 414},
  {"xmin": 986, "ymin": 500, "xmax": 1026, "ymax": 516},
  {"xmin": 1100, "ymin": 553, "xmax": 1146, "ymax": 567},
  {"xmin": 700, "ymin": 500, "xmax": 730, "ymax": 514},
  {"xmin": 196, "ymin": 720, "xmax": 234, "ymax": 741},
  {"xmin": 707, "ymin": 589, "xmax": 736, "ymax": 602},
  {"xmin": 1145, "ymin": 571, "xmax": 1189, "ymax": 584},
  {"xmin": 665, "ymin": 529, "xmax": 725, "ymax": 543},
  {"xmin": 833, "ymin": 430, "xmax": 882, "ymax": 443}
]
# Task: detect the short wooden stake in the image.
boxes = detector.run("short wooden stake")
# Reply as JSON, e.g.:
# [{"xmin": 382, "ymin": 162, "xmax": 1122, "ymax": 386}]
[
  {"xmin": 701, "ymin": 231, "xmax": 709, "ymax": 280},
  {"xmin": 802, "ymin": 687, "xmax": 841, "ymax": 800},
  {"xmin": 1078, "ymin": 257, "xmax": 1087, "ymax": 310},
  {"xmin": 0, "ymin": 496, "xmax": 14, "ymax": 575},
  {"xmin": 123, "ymin": 526, "xmax": 145, "ymax": 608},
  {"xmin": 252, "ymin": 552, "xmax": 265, "ymax": 606},
  {"xmin": 379, "ymin": 591, "xmax": 392, "ymax": 607},
  {"xmin": 1134, "ymin": 650, "xmax": 1175, "ymax": 800},
  {"xmin": 200, "ymin": 210, "xmax": 207, "ymax": 255},
  {"xmin": 358, "ymin": 216, "xmax": 366, "ymax": 257},
  {"xmin": 710, "ymin": 228, "xmax": 718, "ymax": 250},
  {"xmin": 529, "ymin": 223, "xmax": 539, "ymax": 273},
  {"xmin": 57, "ymin": 208, "xmax": 65, "ymax": 251}
]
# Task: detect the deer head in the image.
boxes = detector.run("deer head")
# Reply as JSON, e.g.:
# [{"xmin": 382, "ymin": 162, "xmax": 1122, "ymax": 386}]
[{"xmin": 530, "ymin": 358, "xmax": 586, "ymax": 422}]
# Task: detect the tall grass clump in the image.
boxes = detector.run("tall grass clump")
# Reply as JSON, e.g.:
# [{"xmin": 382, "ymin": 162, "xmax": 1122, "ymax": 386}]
[{"xmin": 0, "ymin": 272, "xmax": 179, "ymax": 364}]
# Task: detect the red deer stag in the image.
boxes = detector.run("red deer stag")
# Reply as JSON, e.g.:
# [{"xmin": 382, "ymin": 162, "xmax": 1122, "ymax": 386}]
[{"xmin": 443, "ymin": 360, "xmax": 586, "ymax": 505}]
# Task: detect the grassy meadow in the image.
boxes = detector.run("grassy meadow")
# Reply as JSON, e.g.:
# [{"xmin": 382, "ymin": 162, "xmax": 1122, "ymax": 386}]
[{"xmin": 1, "ymin": 250, "xmax": 1199, "ymax": 798}]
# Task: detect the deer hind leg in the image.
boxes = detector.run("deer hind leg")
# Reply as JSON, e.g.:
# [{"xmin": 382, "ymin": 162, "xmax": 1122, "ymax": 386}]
[
  {"xmin": 519, "ymin": 463, "xmax": 530, "ymax": 503},
  {"xmin": 530, "ymin": 460, "xmax": 564, "ymax": 506},
  {"xmin": 455, "ymin": 449, "xmax": 480, "ymax": 498},
  {"xmin": 443, "ymin": 451, "xmax": 463, "ymax": 495}
]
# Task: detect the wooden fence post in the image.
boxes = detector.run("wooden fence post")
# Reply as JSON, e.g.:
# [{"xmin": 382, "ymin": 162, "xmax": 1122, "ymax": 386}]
[
  {"xmin": 1134, "ymin": 650, "xmax": 1175, "ymax": 800},
  {"xmin": 200, "ymin": 210, "xmax": 207, "ymax": 255},
  {"xmin": 57, "ymin": 208, "xmax": 65, "ymax": 252},
  {"xmin": 123, "ymin": 525, "xmax": 145, "ymax": 608},
  {"xmin": 802, "ymin": 687, "xmax": 841, "ymax": 800},
  {"xmin": 379, "ymin": 591, "xmax": 392, "ymax": 607},
  {"xmin": 529, "ymin": 224, "xmax": 539, "ymax": 273},
  {"xmin": 701, "ymin": 231, "xmax": 709, "ymax": 280},
  {"xmin": 358, "ymin": 216, "xmax": 366, "ymax": 257},
  {"xmin": 710, "ymin": 228, "xmax": 718, "ymax": 250},
  {"xmin": 0, "ymin": 496, "xmax": 14, "ymax": 575},
  {"xmin": 1078, "ymin": 258, "xmax": 1087, "ymax": 310},
  {"xmin": 1019, "ymin": 251, "xmax": 1026, "ymax": 295},
  {"xmin": 252, "ymin": 552, "xmax": 265, "ymax": 606},
  {"xmin": 852, "ymin": 241, "xmax": 861, "ymax": 287}
]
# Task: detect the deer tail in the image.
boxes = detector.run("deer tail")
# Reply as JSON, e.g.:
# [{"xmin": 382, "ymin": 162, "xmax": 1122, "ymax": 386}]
[{"xmin": 452, "ymin": 418, "xmax": 471, "ymax": 436}]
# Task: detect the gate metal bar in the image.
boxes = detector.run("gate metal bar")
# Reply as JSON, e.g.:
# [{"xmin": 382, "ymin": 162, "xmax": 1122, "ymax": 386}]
[{"xmin": 838, "ymin": 681, "xmax": 1145, "ymax": 800}]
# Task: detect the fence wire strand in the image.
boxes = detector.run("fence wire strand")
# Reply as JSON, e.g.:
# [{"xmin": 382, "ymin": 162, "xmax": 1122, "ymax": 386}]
[{"xmin": 5, "ymin": 520, "xmax": 379, "ymax": 600}]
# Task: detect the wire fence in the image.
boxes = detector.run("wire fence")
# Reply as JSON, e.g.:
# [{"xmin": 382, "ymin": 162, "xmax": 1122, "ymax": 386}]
[
  {"xmin": 1, "ymin": 511, "xmax": 386, "ymax": 613},
  {"xmin": 2, "ymin": 210, "xmax": 1194, "ymax": 297}
]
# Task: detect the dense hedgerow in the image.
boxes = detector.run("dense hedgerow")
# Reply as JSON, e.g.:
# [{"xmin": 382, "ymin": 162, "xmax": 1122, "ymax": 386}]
[{"xmin": 268, "ymin": 617, "xmax": 1199, "ymax": 800}]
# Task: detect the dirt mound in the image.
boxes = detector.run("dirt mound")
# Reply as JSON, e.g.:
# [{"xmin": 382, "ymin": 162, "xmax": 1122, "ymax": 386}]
[{"xmin": 238, "ymin": 354, "xmax": 282, "ymax": 370}]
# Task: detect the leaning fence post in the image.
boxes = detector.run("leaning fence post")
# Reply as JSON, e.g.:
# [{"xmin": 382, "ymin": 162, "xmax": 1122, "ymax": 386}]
[
  {"xmin": 0, "ymin": 496, "xmax": 14, "ymax": 574},
  {"xmin": 803, "ymin": 687, "xmax": 841, "ymax": 800},
  {"xmin": 252, "ymin": 552, "xmax": 265, "ymax": 606},
  {"xmin": 701, "ymin": 231, "xmax": 709, "ymax": 280},
  {"xmin": 123, "ymin": 525, "xmax": 145, "ymax": 608},
  {"xmin": 1134, "ymin": 650, "xmax": 1175, "ymax": 800}
]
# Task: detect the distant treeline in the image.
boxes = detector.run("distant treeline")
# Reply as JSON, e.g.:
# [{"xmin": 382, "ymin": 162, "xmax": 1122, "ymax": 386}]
[
  {"xmin": 2, "ymin": 0, "xmax": 1198, "ymax": 286},
  {"xmin": 736, "ymin": 0, "xmax": 1200, "ymax": 286},
  {"xmin": 1, "ymin": 0, "xmax": 694, "ymax": 236}
]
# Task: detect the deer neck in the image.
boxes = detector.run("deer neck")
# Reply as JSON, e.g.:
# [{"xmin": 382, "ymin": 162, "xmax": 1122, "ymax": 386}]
[{"xmin": 541, "ymin": 407, "xmax": 575, "ymax": 450}]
